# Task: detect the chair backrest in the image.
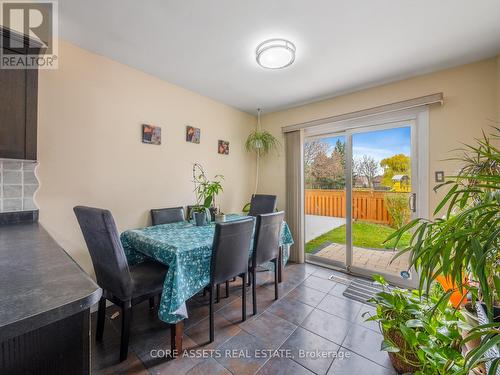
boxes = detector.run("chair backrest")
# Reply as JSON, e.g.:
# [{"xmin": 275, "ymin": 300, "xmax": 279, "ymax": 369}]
[
  {"xmin": 73, "ymin": 206, "xmax": 132, "ymax": 300},
  {"xmin": 252, "ymin": 211, "xmax": 285, "ymax": 267},
  {"xmin": 150, "ymin": 206, "xmax": 185, "ymax": 225},
  {"xmin": 210, "ymin": 218, "xmax": 254, "ymax": 285},
  {"xmin": 248, "ymin": 194, "xmax": 277, "ymax": 216}
]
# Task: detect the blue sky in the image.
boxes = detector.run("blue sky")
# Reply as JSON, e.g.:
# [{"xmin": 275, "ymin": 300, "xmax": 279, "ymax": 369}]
[{"xmin": 323, "ymin": 126, "xmax": 411, "ymax": 172}]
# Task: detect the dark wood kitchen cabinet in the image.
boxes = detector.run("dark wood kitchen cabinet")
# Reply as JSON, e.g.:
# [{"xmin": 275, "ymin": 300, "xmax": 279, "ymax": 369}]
[{"xmin": 0, "ymin": 28, "xmax": 39, "ymax": 160}]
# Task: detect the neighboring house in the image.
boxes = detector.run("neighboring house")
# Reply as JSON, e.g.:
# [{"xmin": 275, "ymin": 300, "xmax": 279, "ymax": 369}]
[
  {"xmin": 354, "ymin": 175, "xmax": 384, "ymax": 189},
  {"xmin": 392, "ymin": 174, "xmax": 411, "ymax": 192}
]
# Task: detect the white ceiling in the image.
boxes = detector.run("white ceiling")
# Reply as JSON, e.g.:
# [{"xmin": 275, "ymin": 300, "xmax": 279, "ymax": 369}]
[{"xmin": 58, "ymin": 0, "xmax": 500, "ymax": 114}]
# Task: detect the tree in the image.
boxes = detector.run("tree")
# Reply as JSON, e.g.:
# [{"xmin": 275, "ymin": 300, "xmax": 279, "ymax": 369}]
[
  {"xmin": 380, "ymin": 154, "xmax": 410, "ymax": 187},
  {"xmin": 354, "ymin": 155, "xmax": 379, "ymax": 188},
  {"xmin": 304, "ymin": 140, "xmax": 329, "ymax": 168},
  {"xmin": 305, "ymin": 139, "xmax": 346, "ymax": 189},
  {"xmin": 304, "ymin": 140, "xmax": 329, "ymax": 187},
  {"xmin": 333, "ymin": 139, "xmax": 345, "ymax": 168}
]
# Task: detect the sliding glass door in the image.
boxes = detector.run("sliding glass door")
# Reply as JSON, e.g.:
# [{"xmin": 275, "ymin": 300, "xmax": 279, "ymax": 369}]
[
  {"xmin": 304, "ymin": 134, "xmax": 348, "ymax": 269},
  {"xmin": 304, "ymin": 120, "xmax": 418, "ymax": 287}
]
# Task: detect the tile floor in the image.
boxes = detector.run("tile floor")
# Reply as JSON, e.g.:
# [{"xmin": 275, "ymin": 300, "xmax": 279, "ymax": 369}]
[{"xmin": 91, "ymin": 263, "xmax": 397, "ymax": 375}]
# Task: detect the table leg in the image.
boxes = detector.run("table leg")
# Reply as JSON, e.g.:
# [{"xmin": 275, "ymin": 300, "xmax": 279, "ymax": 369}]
[
  {"xmin": 170, "ymin": 321, "xmax": 184, "ymax": 355},
  {"xmin": 278, "ymin": 246, "xmax": 283, "ymax": 283}
]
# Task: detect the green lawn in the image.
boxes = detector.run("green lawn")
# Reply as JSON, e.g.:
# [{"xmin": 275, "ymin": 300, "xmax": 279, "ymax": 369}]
[{"xmin": 305, "ymin": 221, "xmax": 411, "ymax": 253}]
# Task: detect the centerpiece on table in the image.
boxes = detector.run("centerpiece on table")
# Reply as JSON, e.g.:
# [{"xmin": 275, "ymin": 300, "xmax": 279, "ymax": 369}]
[{"xmin": 192, "ymin": 163, "xmax": 224, "ymax": 226}]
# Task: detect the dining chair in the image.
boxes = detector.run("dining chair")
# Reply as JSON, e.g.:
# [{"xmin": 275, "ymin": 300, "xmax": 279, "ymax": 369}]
[
  {"xmin": 248, "ymin": 194, "xmax": 277, "ymax": 216},
  {"xmin": 186, "ymin": 205, "xmax": 202, "ymax": 220},
  {"xmin": 206, "ymin": 218, "xmax": 253, "ymax": 343},
  {"xmin": 150, "ymin": 206, "xmax": 185, "ymax": 225},
  {"xmin": 187, "ymin": 205, "xmax": 217, "ymax": 221},
  {"xmin": 73, "ymin": 206, "xmax": 169, "ymax": 362},
  {"xmin": 249, "ymin": 211, "xmax": 285, "ymax": 315}
]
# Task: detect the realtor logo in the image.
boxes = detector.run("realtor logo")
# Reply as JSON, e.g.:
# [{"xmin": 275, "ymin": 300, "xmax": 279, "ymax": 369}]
[{"xmin": 0, "ymin": 0, "xmax": 58, "ymax": 69}]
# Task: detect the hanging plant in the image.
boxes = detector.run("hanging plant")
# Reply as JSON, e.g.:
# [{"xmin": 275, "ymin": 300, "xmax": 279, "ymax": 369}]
[{"xmin": 245, "ymin": 108, "xmax": 281, "ymax": 197}]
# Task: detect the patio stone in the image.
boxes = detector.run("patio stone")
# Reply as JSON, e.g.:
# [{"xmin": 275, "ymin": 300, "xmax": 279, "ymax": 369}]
[{"xmin": 314, "ymin": 243, "xmax": 411, "ymax": 277}]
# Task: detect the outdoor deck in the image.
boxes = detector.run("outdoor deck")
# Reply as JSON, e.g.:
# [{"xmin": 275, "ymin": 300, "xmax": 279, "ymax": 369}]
[
  {"xmin": 314, "ymin": 243, "xmax": 410, "ymax": 276},
  {"xmin": 306, "ymin": 215, "xmax": 410, "ymax": 277}
]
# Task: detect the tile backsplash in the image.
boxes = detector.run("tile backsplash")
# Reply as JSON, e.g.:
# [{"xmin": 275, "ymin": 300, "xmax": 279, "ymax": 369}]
[{"xmin": 0, "ymin": 160, "xmax": 39, "ymax": 213}]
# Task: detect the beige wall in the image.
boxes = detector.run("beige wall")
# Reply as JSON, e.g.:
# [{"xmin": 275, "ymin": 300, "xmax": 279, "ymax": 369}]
[
  {"xmin": 37, "ymin": 41, "xmax": 256, "ymax": 274},
  {"xmin": 259, "ymin": 58, "xmax": 499, "ymax": 216},
  {"xmin": 497, "ymin": 56, "xmax": 500, "ymax": 120}
]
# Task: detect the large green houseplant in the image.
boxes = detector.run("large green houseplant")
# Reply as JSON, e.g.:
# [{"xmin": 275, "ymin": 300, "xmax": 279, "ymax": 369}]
[
  {"xmin": 245, "ymin": 108, "xmax": 280, "ymax": 196},
  {"xmin": 388, "ymin": 127, "xmax": 500, "ymax": 373},
  {"xmin": 366, "ymin": 276, "xmax": 466, "ymax": 374},
  {"xmin": 191, "ymin": 163, "xmax": 223, "ymax": 225}
]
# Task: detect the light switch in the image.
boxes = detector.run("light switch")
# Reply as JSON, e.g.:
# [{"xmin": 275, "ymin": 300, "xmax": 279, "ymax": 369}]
[{"xmin": 435, "ymin": 171, "xmax": 444, "ymax": 183}]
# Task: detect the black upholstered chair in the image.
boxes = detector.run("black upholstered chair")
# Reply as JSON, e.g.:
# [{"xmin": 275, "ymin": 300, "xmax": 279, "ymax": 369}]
[
  {"xmin": 73, "ymin": 206, "xmax": 169, "ymax": 362},
  {"xmin": 249, "ymin": 211, "xmax": 285, "ymax": 315},
  {"xmin": 186, "ymin": 205, "xmax": 201, "ymax": 221},
  {"xmin": 206, "ymin": 218, "xmax": 253, "ymax": 343},
  {"xmin": 248, "ymin": 194, "xmax": 277, "ymax": 216},
  {"xmin": 150, "ymin": 206, "xmax": 185, "ymax": 225},
  {"xmin": 187, "ymin": 205, "xmax": 216, "ymax": 221}
]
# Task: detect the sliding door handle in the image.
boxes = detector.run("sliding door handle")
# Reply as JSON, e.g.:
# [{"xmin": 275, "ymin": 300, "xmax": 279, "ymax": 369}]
[{"xmin": 408, "ymin": 193, "xmax": 416, "ymax": 213}]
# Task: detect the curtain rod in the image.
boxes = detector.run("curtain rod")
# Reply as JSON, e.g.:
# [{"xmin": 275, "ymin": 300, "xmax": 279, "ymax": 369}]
[{"xmin": 282, "ymin": 93, "xmax": 443, "ymax": 133}]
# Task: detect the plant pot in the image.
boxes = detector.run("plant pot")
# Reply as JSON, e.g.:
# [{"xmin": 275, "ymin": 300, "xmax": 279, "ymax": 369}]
[
  {"xmin": 209, "ymin": 207, "xmax": 217, "ymax": 221},
  {"xmin": 215, "ymin": 214, "xmax": 226, "ymax": 223},
  {"xmin": 193, "ymin": 212, "xmax": 206, "ymax": 226},
  {"xmin": 384, "ymin": 329, "xmax": 421, "ymax": 374},
  {"xmin": 461, "ymin": 303, "xmax": 482, "ymax": 358}
]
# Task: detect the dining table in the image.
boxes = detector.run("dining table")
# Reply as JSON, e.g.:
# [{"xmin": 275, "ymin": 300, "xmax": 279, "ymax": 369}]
[{"xmin": 120, "ymin": 213, "xmax": 293, "ymax": 352}]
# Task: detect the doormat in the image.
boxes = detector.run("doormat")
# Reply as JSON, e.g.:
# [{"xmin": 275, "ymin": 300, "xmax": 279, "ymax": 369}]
[{"xmin": 342, "ymin": 278, "xmax": 386, "ymax": 305}]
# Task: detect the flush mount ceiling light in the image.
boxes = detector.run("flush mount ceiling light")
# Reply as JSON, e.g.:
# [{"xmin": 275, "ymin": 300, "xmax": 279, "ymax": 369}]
[{"xmin": 255, "ymin": 38, "xmax": 296, "ymax": 69}]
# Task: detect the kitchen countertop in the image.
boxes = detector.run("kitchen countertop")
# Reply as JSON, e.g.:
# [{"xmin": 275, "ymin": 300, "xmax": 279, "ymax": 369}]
[{"xmin": 0, "ymin": 223, "xmax": 101, "ymax": 342}]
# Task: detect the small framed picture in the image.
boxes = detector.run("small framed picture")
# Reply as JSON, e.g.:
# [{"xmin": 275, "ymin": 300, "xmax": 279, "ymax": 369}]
[
  {"xmin": 142, "ymin": 124, "xmax": 161, "ymax": 145},
  {"xmin": 435, "ymin": 171, "xmax": 445, "ymax": 182},
  {"xmin": 218, "ymin": 140, "xmax": 229, "ymax": 155},
  {"xmin": 186, "ymin": 126, "xmax": 200, "ymax": 144}
]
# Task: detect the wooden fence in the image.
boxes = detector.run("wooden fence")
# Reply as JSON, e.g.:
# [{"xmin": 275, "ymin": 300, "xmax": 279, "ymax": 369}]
[{"xmin": 305, "ymin": 189, "xmax": 406, "ymax": 225}]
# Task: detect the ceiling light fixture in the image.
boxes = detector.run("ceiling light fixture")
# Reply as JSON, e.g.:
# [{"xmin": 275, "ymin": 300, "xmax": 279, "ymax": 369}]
[{"xmin": 255, "ymin": 38, "xmax": 296, "ymax": 69}]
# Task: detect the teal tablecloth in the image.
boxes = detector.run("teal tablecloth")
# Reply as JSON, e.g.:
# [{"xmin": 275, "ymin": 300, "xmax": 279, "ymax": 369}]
[{"xmin": 121, "ymin": 214, "xmax": 293, "ymax": 323}]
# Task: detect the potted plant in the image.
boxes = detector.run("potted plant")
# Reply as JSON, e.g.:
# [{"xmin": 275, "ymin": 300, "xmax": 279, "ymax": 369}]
[
  {"xmin": 244, "ymin": 109, "xmax": 280, "ymax": 209},
  {"xmin": 388, "ymin": 127, "xmax": 500, "ymax": 373},
  {"xmin": 192, "ymin": 163, "xmax": 223, "ymax": 226},
  {"xmin": 366, "ymin": 276, "xmax": 467, "ymax": 374}
]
